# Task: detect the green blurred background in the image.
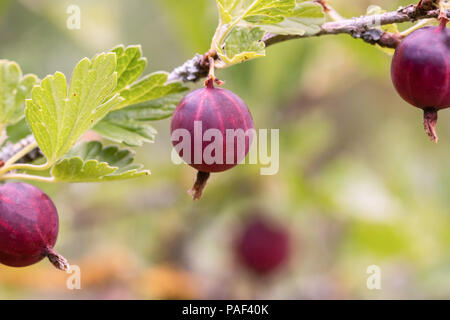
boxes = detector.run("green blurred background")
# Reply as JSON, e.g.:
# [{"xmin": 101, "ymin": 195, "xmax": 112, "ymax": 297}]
[{"xmin": 0, "ymin": 0, "xmax": 449, "ymax": 299}]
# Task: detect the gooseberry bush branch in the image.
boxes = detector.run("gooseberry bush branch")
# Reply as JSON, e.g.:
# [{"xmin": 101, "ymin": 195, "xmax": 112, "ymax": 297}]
[
  {"xmin": 0, "ymin": 0, "xmax": 448, "ymax": 185},
  {"xmin": 170, "ymin": 0, "xmax": 448, "ymax": 82}
]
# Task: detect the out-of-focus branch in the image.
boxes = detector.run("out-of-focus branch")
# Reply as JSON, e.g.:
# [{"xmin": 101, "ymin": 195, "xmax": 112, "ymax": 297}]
[{"xmin": 0, "ymin": 135, "xmax": 42, "ymax": 165}]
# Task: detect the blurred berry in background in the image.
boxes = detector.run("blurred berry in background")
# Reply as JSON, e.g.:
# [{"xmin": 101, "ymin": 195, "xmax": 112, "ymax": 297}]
[{"xmin": 235, "ymin": 214, "xmax": 290, "ymax": 276}]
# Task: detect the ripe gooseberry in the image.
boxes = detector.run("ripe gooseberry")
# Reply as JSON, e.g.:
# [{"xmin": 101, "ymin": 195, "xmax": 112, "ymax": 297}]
[
  {"xmin": 235, "ymin": 215, "xmax": 290, "ymax": 275},
  {"xmin": 171, "ymin": 78, "xmax": 254, "ymax": 199},
  {"xmin": 391, "ymin": 20, "xmax": 450, "ymax": 142},
  {"xmin": 0, "ymin": 183, "xmax": 68, "ymax": 270}
]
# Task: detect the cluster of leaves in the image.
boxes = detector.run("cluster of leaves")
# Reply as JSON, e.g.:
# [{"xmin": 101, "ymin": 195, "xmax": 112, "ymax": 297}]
[
  {"xmin": 0, "ymin": 45, "xmax": 187, "ymax": 183},
  {"xmin": 213, "ymin": 0, "xmax": 325, "ymax": 65}
]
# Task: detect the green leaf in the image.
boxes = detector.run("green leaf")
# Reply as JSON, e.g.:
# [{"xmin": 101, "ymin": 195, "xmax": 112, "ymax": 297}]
[
  {"xmin": 5, "ymin": 118, "xmax": 31, "ymax": 143},
  {"xmin": 244, "ymin": 0, "xmax": 296, "ymax": 25},
  {"xmin": 213, "ymin": 1, "xmax": 324, "ymax": 65},
  {"xmin": 113, "ymin": 92, "xmax": 186, "ymax": 121},
  {"xmin": 90, "ymin": 46, "xmax": 188, "ymax": 146},
  {"xmin": 52, "ymin": 157, "xmax": 117, "ymax": 182},
  {"xmin": 220, "ymin": 27, "xmax": 266, "ymax": 64},
  {"xmin": 110, "ymin": 45, "xmax": 147, "ymax": 93},
  {"xmin": 94, "ymin": 119, "xmax": 157, "ymax": 147},
  {"xmin": 107, "ymin": 45, "xmax": 187, "ymax": 111},
  {"xmin": 257, "ymin": 1, "xmax": 325, "ymax": 36},
  {"xmin": 0, "ymin": 60, "xmax": 39, "ymax": 128},
  {"xmin": 94, "ymin": 73, "xmax": 187, "ymax": 146},
  {"xmin": 215, "ymin": 0, "xmax": 324, "ymax": 32},
  {"xmin": 25, "ymin": 53, "xmax": 124, "ymax": 166},
  {"xmin": 115, "ymin": 71, "xmax": 187, "ymax": 110},
  {"xmin": 216, "ymin": 0, "xmax": 234, "ymax": 23},
  {"xmin": 217, "ymin": 0, "xmax": 295, "ymax": 24},
  {"xmin": 51, "ymin": 141, "xmax": 149, "ymax": 182}
]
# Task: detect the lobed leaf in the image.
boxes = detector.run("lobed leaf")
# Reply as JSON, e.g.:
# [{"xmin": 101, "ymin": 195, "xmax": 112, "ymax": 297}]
[
  {"xmin": 217, "ymin": 0, "xmax": 294, "ymax": 23},
  {"xmin": 107, "ymin": 45, "xmax": 188, "ymax": 112},
  {"xmin": 110, "ymin": 45, "xmax": 147, "ymax": 93},
  {"xmin": 244, "ymin": 0, "xmax": 295, "ymax": 25},
  {"xmin": 25, "ymin": 53, "xmax": 124, "ymax": 165},
  {"xmin": 52, "ymin": 158, "xmax": 117, "ymax": 182},
  {"xmin": 257, "ymin": 1, "xmax": 325, "ymax": 36},
  {"xmin": 220, "ymin": 27, "xmax": 266, "ymax": 65},
  {"xmin": 214, "ymin": 0, "xmax": 325, "ymax": 65},
  {"xmin": 0, "ymin": 60, "xmax": 39, "ymax": 128},
  {"xmin": 94, "ymin": 74, "xmax": 187, "ymax": 146},
  {"xmin": 51, "ymin": 141, "xmax": 149, "ymax": 182},
  {"xmin": 94, "ymin": 119, "xmax": 157, "ymax": 147},
  {"xmin": 115, "ymin": 71, "xmax": 187, "ymax": 110}
]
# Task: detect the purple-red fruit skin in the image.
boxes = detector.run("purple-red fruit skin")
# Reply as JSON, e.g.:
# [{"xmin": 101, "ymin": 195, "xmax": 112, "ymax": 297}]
[
  {"xmin": 171, "ymin": 86, "xmax": 254, "ymax": 173},
  {"xmin": 0, "ymin": 183, "xmax": 59, "ymax": 267},
  {"xmin": 391, "ymin": 25, "xmax": 450, "ymax": 110},
  {"xmin": 235, "ymin": 218, "xmax": 290, "ymax": 275}
]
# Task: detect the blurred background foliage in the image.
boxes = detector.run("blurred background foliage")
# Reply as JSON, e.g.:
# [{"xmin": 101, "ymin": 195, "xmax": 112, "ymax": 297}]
[{"xmin": 0, "ymin": 0, "xmax": 449, "ymax": 299}]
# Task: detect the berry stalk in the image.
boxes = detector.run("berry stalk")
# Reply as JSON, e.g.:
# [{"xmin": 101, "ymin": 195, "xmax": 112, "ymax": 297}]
[
  {"xmin": 46, "ymin": 247, "xmax": 70, "ymax": 271},
  {"xmin": 188, "ymin": 171, "xmax": 211, "ymax": 201},
  {"xmin": 423, "ymin": 108, "xmax": 439, "ymax": 143}
]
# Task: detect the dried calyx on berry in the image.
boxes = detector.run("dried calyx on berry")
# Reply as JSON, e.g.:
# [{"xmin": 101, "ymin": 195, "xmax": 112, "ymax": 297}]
[
  {"xmin": 391, "ymin": 19, "xmax": 450, "ymax": 142},
  {"xmin": 171, "ymin": 71, "xmax": 254, "ymax": 200},
  {"xmin": 0, "ymin": 183, "xmax": 69, "ymax": 271}
]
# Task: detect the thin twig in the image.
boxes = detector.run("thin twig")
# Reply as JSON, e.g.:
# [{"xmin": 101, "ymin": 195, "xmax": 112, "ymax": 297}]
[
  {"xmin": 169, "ymin": 4, "xmax": 447, "ymax": 83},
  {"xmin": 262, "ymin": 5, "xmax": 444, "ymax": 47}
]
